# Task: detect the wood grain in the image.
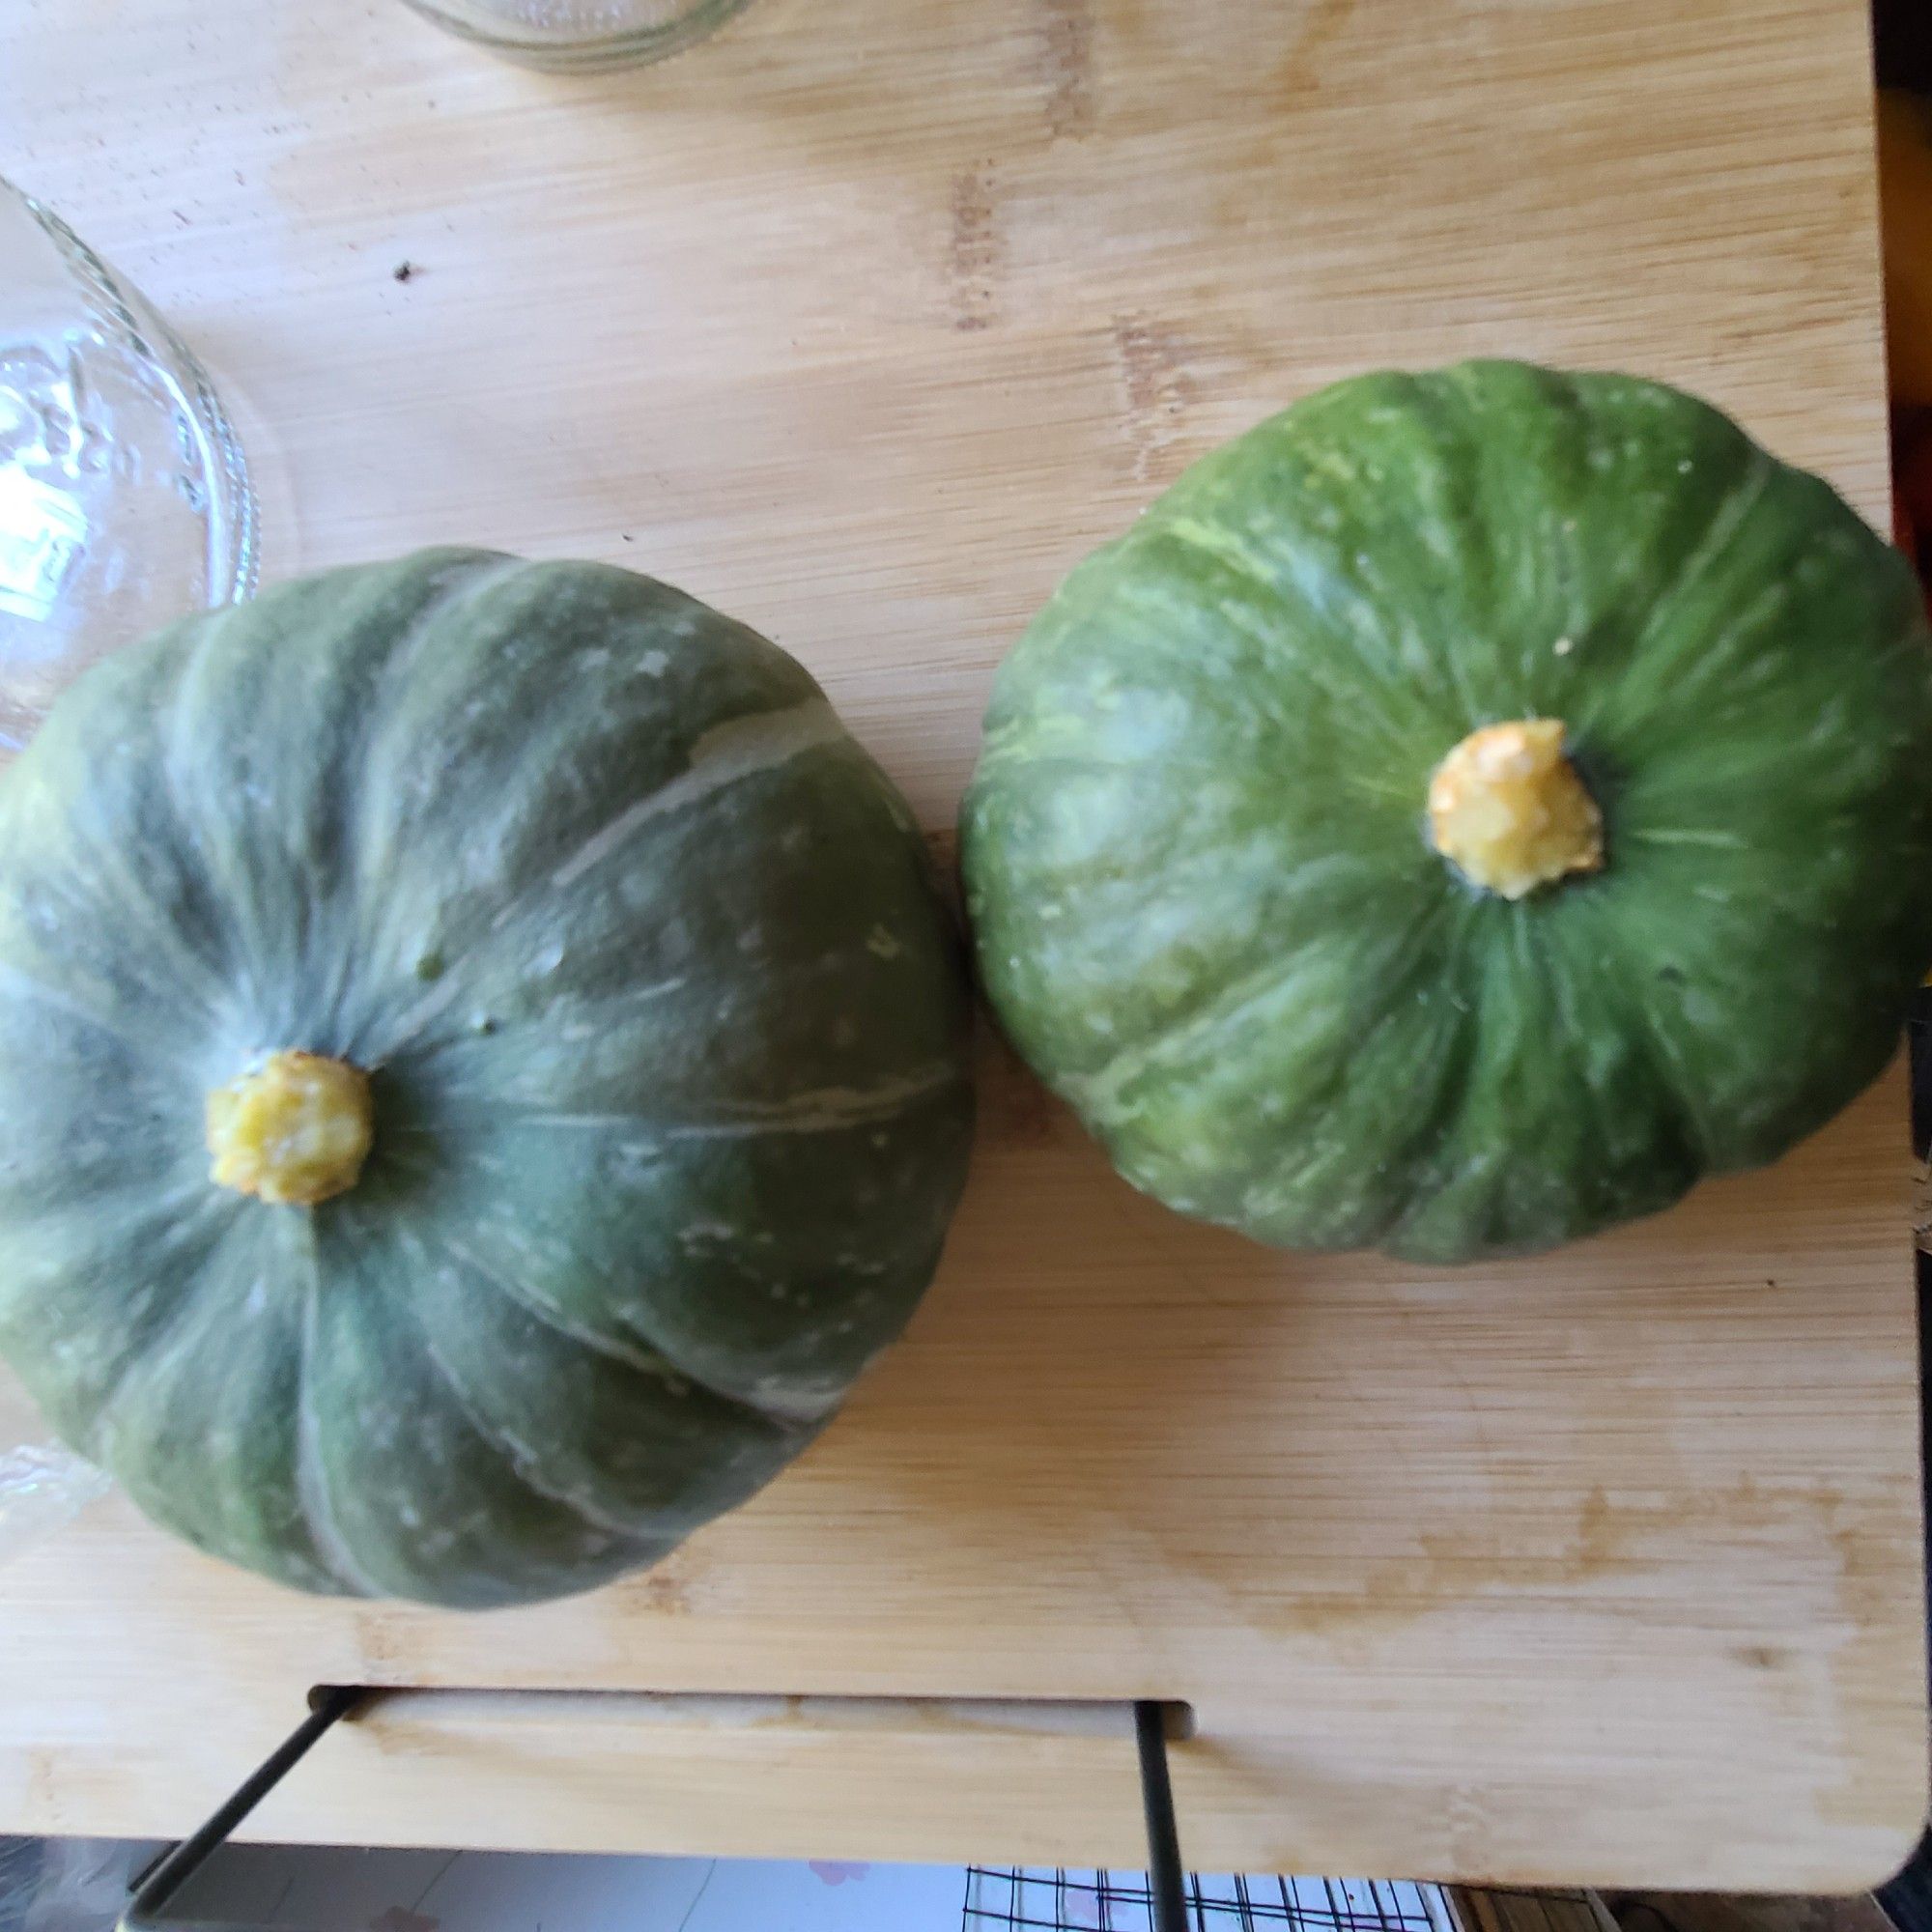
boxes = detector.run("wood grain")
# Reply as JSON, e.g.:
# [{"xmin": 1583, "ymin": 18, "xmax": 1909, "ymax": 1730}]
[{"xmin": 0, "ymin": 0, "xmax": 1921, "ymax": 1890}]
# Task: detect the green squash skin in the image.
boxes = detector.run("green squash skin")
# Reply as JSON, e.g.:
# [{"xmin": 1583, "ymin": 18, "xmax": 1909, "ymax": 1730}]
[
  {"xmin": 960, "ymin": 361, "xmax": 1932, "ymax": 1264},
  {"xmin": 0, "ymin": 550, "xmax": 975, "ymax": 1607}
]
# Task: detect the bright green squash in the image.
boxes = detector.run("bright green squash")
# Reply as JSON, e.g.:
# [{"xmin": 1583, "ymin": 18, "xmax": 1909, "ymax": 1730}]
[
  {"xmin": 0, "ymin": 550, "xmax": 975, "ymax": 1606},
  {"xmin": 960, "ymin": 361, "xmax": 1932, "ymax": 1264}
]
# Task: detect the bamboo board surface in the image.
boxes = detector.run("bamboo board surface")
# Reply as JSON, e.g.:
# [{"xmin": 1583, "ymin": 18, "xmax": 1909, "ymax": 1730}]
[{"xmin": 0, "ymin": 0, "xmax": 1923, "ymax": 1890}]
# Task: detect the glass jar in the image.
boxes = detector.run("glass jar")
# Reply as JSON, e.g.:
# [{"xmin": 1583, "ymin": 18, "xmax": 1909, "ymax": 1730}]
[
  {"xmin": 0, "ymin": 180, "xmax": 257, "ymax": 750},
  {"xmin": 400, "ymin": 0, "xmax": 755, "ymax": 70}
]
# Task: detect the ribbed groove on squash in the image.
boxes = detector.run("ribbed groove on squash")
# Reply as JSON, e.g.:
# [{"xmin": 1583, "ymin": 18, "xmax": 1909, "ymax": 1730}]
[
  {"xmin": 366, "ymin": 697, "xmax": 846, "ymax": 1065},
  {"xmin": 0, "ymin": 960, "xmax": 199, "ymax": 1071},
  {"xmin": 292, "ymin": 1226, "xmax": 390, "ymax": 1599},
  {"xmin": 435, "ymin": 1227, "xmax": 704, "ymax": 1391},
  {"xmin": 306, "ymin": 554, "xmax": 534, "ymax": 1045},
  {"xmin": 1066, "ymin": 893, "xmax": 1445, "ymax": 1121},
  {"xmin": 84, "ymin": 1196, "xmax": 248, "ymax": 1465},
  {"xmin": 11, "ymin": 810, "xmax": 237, "ymax": 1036},
  {"xmin": 379, "ymin": 1265, "xmax": 665, "ymax": 1546},
  {"xmin": 1633, "ymin": 449, "xmax": 1774, "ymax": 649},
  {"xmin": 547, "ymin": 697, "xmax": 846, "ymax": 894},
  {"xmin": 435, "ymin": 1227, "xmax": 790, "ymax": 1429}
]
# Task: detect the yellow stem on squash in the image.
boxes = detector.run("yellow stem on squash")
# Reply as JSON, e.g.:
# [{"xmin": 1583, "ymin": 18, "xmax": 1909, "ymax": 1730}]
[
  {"xmin": 206, "ymin": 1050, "xmax": 374, "ymax": 1207},
  {"xmin": 1427, "ymin": 719, "xmax": 1604, "ymax": 900}
]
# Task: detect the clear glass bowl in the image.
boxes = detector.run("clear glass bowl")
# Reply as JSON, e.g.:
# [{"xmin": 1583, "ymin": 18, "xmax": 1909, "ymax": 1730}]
[
  {"xmin": 0, "ymin": 181, "xmax": 257, "ymax": 750},
  {"xmin": 400, "ymin": 0, "xmax": 756, "ymax": 70}
]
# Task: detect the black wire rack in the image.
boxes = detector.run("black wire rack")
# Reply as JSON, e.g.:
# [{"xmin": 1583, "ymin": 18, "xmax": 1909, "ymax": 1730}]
[{"xmin": 961, "ymin": 1869, "xmax": 1447, "ymax": 1932}]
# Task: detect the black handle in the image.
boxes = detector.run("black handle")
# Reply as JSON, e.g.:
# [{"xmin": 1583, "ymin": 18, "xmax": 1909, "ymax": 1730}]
[
  {"xmin": 120, "ymin": 1686, "xmax": 361, "ymax": 1932},
  {"xmin": 1135, "ymin": 1698, "xmax": 1192, "ymax": 1932},
  {"xmin": 120, "ymin": 1687, "xmax": 1193, "ymax": 1930}
]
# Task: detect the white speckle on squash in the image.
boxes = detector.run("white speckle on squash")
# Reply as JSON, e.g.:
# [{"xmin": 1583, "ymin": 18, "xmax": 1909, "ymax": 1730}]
[
  {"xmin": 865, "ymin": 925, "xmax": 901, "ymax": 960},
  {"xmin": 638, "ymin": 649, "xmax": 669, "ymax": 676},
  {"xmin": 1551, "ymin": 636, "xmax": 1574, "ymax": 657}
]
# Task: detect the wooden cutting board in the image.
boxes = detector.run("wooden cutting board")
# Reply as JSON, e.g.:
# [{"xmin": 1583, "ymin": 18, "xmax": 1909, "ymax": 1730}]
[{"xmin": 1, "ymin": 0, "xmax": 1923, "ymax": 1891}]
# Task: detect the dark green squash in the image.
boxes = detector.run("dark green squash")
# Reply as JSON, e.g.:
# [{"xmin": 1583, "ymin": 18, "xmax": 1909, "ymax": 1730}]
[
  {"xmin": 960, "ymin": 361, "xmax": 1932, "ymax": 1263},
  {"xmin": 0, "ymin": 550, "xmax": 975, "ymax": 1605}
]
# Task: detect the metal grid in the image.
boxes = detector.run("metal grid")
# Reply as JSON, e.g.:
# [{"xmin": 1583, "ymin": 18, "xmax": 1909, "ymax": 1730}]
[{"xmin": 962, "ymin": 1869, "xmax": 1447, "ymax": 1932}]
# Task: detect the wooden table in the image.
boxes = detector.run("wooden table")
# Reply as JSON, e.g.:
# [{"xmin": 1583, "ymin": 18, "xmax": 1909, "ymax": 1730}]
[{"xmin": 1, "ymin": 0, "xmax": 1923, "ymax": 1892}]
